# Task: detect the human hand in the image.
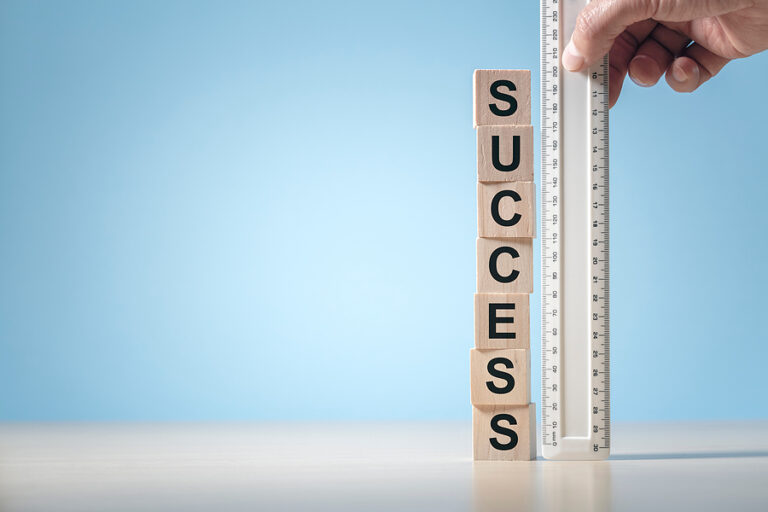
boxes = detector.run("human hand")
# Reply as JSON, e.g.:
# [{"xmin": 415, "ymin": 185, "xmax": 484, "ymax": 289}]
[{"xmin": 561, "ymin": 0, "xmax": 768, "ymax": 107}]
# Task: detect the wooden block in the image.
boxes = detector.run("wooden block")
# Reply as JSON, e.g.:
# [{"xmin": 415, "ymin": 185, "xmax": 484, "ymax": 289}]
[
  {"xmin": 473, "ymin": 69, "xmax": 531, "ymax": 126},
  {"xmin": 473, "ymin": 404, "xmax": 536, "ymax": 460},
  {"xmin": 474, "ymin": 293, "xmax": 529, "ymax": 349},
  {"xmin": 478, "ymin": 182, "xmax": 536, "ymax": 238},
  {"xmin": 477, "ymin": 125, "xmax": 534, "ymax": 182},
  {"xmin": 471, "ymin": 348, "xmax": 530, "ymax": 405},
  {"xmin": 476, "ymin": 238, "xmax": 533, "ymax": 294}
]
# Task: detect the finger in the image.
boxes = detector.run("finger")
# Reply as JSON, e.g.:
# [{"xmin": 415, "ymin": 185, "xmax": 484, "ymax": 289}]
[
  {"xmin": 608, "ymin": 20, "xmax": 657, "ymax": 107},
  {"xmin": 608, "ymin": 59, "xmax": 624, "ymax": 108},
  {"xmin": 665, "ymin": 44, "xmax": 730, "ymax": 93},
  {"xmin": 562, "ymin": 0, "xmax": 752, "ymax": 72},
  {"xmin": 628, "ymin": 24, "xmax": 690, "ymax": 87},
  {"xmin": 563, "ymin": 0, "xmax": 658, "ymax": 72}
]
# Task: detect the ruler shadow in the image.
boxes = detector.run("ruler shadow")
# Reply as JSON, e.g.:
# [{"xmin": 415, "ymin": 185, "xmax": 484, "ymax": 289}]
[{"xmin": 611, "ymin": 450, "xmax": 768, "ymax": 461}]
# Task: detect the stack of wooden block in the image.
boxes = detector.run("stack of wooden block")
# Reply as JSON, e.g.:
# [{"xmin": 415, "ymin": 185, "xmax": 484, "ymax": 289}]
[{"xmin": 471, "ymin": 70, "xmax": 536, "ymax": 461}]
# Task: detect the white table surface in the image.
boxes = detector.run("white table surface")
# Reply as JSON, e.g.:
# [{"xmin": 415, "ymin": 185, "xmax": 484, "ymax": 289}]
[{"xmin": 0, "ymin": 421, "xmax": 766, "ymax": 511}]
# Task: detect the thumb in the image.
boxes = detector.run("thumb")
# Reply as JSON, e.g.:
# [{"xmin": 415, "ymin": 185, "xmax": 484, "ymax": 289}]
[{"xmin": 562, "ymin": 0, "xmax": 746, "ymax": 72}]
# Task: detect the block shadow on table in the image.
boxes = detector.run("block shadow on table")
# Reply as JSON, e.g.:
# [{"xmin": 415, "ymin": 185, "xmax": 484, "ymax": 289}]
[{"xmin": 473, "ymin": 460, "xmax": 612, "ymax": 512}]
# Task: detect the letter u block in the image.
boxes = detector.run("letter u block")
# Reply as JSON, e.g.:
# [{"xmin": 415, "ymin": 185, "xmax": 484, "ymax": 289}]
[{"xmin": 477, "ymin": 125, "xmax": 534, "ymax": 182}]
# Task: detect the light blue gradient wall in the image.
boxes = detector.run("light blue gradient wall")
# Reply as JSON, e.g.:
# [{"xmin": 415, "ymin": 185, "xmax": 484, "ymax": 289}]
[{"xmin": 1, "ymin": 0, "xmax": 766, "ymax": 421}]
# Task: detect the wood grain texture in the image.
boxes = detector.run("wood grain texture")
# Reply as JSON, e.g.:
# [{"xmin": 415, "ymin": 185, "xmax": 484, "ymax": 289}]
[
  {"xmin": 476, "ymin": 238, "xmax": 533, "ymax": 294},
  {"xmin": 473, "ymin": 403, "xmax": 536, "ymax": 461},
  {"xmin": 478, "ymin": 181, "xmax": 536, "ymax": 238},
  {"xmin": 474, "ymin": 293, "xmax": 530, "ymax": 349},
  {"xmin": 470, "ymin": 349, "xmax": 530, "ymax": 406},
  {"xmin": 477, "ymin": 125, "xmax": 534, "ymax": 182},
  {"xmin": 473, "ymin": 69, "xmax": 531, "ymax": 127}
]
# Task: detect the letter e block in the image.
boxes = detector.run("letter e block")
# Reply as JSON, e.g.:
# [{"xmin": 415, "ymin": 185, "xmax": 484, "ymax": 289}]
[
  {"xmin": 478, "ymin": 182, "xmax": 536, "ymax": 238},
  {"xmin": 471, "ymin": 349, "xmax": 531, "ymax": 406},
  {"xmin": 473, "ymin": 404, "xmax": 536, "ymax": 461},
  {"xmin": 474, "ymin": 293, "xmax": 530, "ymax": 349},
  {"xmin": 476, "ymin": 238, "xmax": 533, "ymax": 294},
  {"xmin": 473, "ymin": 69, "xmax": 531, "ymax": 126}
]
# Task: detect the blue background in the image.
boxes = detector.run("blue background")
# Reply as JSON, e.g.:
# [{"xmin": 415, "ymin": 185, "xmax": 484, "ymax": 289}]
[{"xmin": 1, "ymin": 0, "xmax": 766, "ymax": 421}]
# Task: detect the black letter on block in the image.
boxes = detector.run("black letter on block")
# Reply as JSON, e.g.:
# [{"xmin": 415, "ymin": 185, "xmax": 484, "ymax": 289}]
[
  {"xmin": 492, "ymin": 135, "xmax": 521, "ymax": 172},
  {"xmin": 489, "ymin": 303, "xmax": 516, "ymax": 339},
  {"xmin": 489, "ymin": 247, "xmax": 520, "ymax": 283},
  {"xmin": 486, "ymin": 357, "xmax": 515, "ymax": 394},
  {"xmin": 490, "ymin": 413, "xmax": 519, "ymax": 450},
  {"xmin": 491, "ymin": 189, "xmax": 522, "ymax": 226},
  {"xmin": 489, "ymin": 79, "xmax": 518, "ymax": 117}
]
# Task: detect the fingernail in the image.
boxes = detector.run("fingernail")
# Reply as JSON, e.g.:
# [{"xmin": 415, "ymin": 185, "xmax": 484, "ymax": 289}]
[
  {"xmin": 628, "ymin": 55, "xmax": 660, "ymax": 87},
  {"xmin": 562, "ymin": 41, "xmax": 585, "ymax": 72},
  {"xmin": 672, "ymin": 62, "xmax": 699, "ymax": 83},
  {"xmin": 671, "ymin": 63, "xmax": 689, "ymax": 83}
]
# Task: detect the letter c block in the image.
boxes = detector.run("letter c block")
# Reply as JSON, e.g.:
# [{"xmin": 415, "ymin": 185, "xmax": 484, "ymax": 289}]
[
  {"xmin": 476, "ymin": 238, "xmax": 533, "ymax": 294},
  {"xmin": 478, "ymin": 182, "xmax": 536, "ymax": 238}
]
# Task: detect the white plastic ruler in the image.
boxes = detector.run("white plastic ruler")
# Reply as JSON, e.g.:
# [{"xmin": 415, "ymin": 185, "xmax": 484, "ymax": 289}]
[{"xmin": 540, "ymin": 0, "xmax": 610, "ymax": 460}]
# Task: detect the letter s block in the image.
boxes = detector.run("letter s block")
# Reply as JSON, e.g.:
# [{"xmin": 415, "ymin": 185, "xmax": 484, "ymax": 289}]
[
  {"xmin": 473, "ymin": 404, "xmax": 536, "ymax": 460},
  {"xmin": 476, "ymin": 238, "xmax": 533, "ymax": 294},
  {"xmin": 478, "ymin": 182, "xmax": 536, "ymax": 238},
  {"xmin": 471, "ymin": 349, "xmax": 531, "ymax": 406},
  {"xmin": 473, "ymin": 69, "xmax": 531, "ymax": 126}
]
